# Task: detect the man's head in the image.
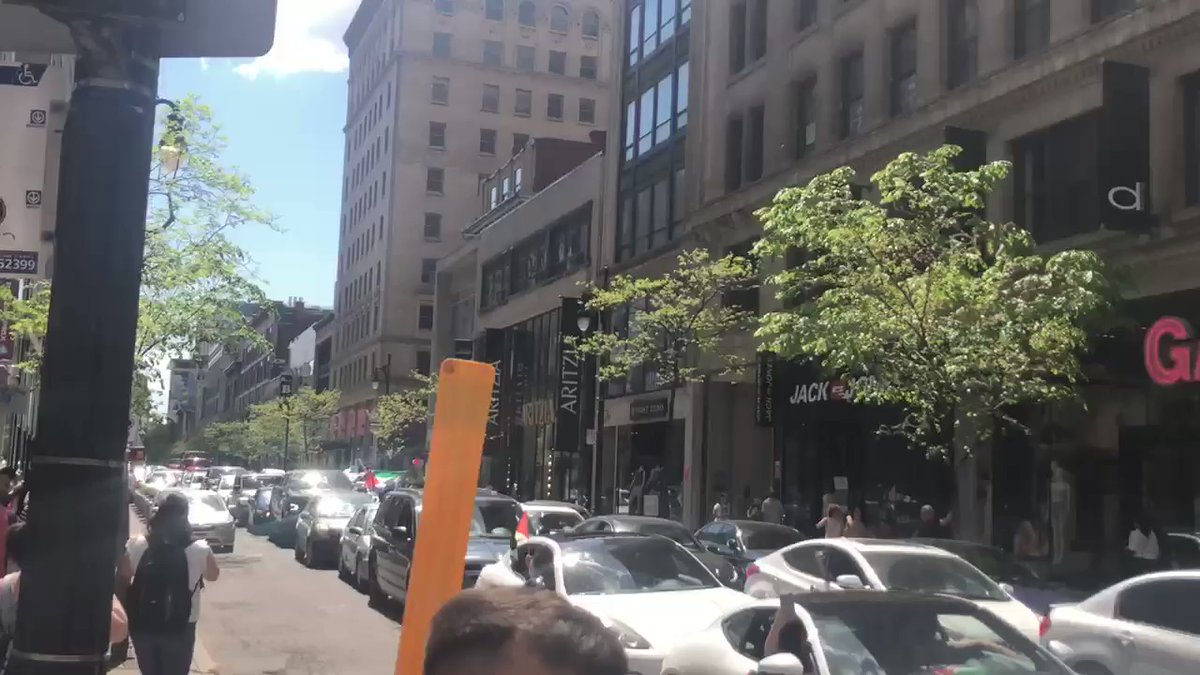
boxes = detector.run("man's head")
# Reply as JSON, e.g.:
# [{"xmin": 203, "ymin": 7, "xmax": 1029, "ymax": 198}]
[
  {"xmin": 920, "ymin": 504, "xmax": 936, "ymax": 522},
  {"xmin": 0, "ymin": 467, "xmax": 16, "ymax": 493},
  {"xmin": 425, "ymin": 587, "xmax": 626, "ymax": 675}
]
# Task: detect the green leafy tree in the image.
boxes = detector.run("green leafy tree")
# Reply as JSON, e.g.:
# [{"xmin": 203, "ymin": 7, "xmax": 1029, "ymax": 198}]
[
  {"xmin": 373, "ymin": 372, "xmax": 437, "ymax": 459},
  {"xmin": 754, "ymin": 145, "xmax": 1115, "ymax": 459},
  {"xmin": 199, "ymin": 420, "xmax": 256, "ymax": 464},
  {"xmin": 575, "ymin": 248, "xmax": 758, "ymax": 428},
  {"xmin": 245, "ymin": 388, "xmax": 341, "ymax": 467},
  {"xmin": 141, "ymin": 421, "xmax": 176, "ymax": 464},
  {"xmin": 0, "ymin": 95, "xmax": 273, "ymax": 421}
]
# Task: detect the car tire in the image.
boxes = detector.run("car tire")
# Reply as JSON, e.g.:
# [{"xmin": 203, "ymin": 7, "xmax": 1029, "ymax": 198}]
[
  {"xmin": 354, "ymin": 556, "xmax": 367, "ymax": 594},
  {"xmin": 294, "ymin": 538, "xmax": 304, "ymax": 563},
  {"xmin": 338, "ymin": 554, "xmax": 351, "ymax": 581},
  {"xmin": 304, "ymin": 539, "xmax": 317, "ymax": 569}
]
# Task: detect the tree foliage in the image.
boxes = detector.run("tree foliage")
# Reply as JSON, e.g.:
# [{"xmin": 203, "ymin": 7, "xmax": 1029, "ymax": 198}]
[
  {"xmin": 244, "ymin": 388, "xmax": 341, "ymax": 466},
  {"xmin": 373, "ymin": 372, "xmax": 437, "ymax": 457},
  {"xmin": 0, "ymin": 95, "xmax": 273, "ymax": 420},
  {"xmin": 754, "ymin": 145, "xmax": 1115, "ymax": 458}
]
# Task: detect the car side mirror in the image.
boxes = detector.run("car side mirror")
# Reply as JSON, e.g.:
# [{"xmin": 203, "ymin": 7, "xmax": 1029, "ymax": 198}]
[
  {"xmin": 835, "ymin": 574, "xmax": 865, "ymax": 590},
  {"xmin": 288, "ymin": 503, "xmax": 300, "ymax": 514},
  {"xmin": 392, "ymin": 525, "xmax": 410, "ymax": 540},
  {"xmin": 347, "ymin": 526, "xmax": 362, "ymax": 536},
  {"xmin": 999, "ymin": 582, "xmax": 1015, "ymax": 595},
  {"xmin": 757, "ymin": 653, "xmax": 807, "ymax": 675},
  {"xmin": 726, "ymin": 537, "xmax": 741, "ymax": 551}
]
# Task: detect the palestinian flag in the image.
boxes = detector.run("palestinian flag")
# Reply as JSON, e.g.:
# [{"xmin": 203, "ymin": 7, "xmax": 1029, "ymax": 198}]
[{"xmin": 514, "ymin": 511, "xmax": 531, "ymax": 545}]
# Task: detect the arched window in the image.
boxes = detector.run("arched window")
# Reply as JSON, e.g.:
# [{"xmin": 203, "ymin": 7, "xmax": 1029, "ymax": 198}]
[
  {"xmin": 550, "ymin": 4, "xmax": 570, "ymax": 32},
  {"xmin": 518, "ymin": 0, "xmax": 536, "ymax": 26},
  {"xmin": 582, "ymin": 9, "xmax": 600, "ymax": 38}
]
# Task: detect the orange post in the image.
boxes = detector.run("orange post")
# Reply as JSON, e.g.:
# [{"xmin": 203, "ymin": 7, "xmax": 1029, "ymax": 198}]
[{"xmin": 394, "ymin": 359, "xmax": 496, "ymax": 675}]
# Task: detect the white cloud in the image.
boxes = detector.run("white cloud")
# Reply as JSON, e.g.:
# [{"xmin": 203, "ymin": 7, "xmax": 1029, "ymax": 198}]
[{"xmin": 233, "ymin": 0, "xmax": 358, "ymax": 80}]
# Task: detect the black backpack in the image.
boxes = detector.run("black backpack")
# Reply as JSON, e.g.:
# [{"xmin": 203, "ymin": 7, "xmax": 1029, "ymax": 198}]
[{"xmin": 126, "ymin": 541, "xmax": 198, "ymax": 634}]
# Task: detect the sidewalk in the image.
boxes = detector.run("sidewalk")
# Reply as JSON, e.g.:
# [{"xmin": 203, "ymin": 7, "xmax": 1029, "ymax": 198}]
[{"xmin": 110, "ymin": 507, "xmax": 217, "ymax": 674}]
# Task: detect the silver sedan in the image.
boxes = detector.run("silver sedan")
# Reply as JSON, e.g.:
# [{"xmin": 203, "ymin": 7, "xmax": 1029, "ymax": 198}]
[{"xmin": 338, "ymin": 502, "xmax": 379, "ymax": 590}]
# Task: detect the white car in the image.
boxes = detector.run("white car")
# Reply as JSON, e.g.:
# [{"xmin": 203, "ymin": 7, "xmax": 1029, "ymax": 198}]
[
  {"xmin": 663, "ymin": 591, "xmax": 1075, "ymax": 675},
  {"xmin": 745, "ymin": 538, "xmax": 1041, "ymax": 640},
  {"xmin": 521, "ymin": 500, "xmax": 587, "ymax": 535},
  {"xmin": 1040, "ymin": 570, "xmax": 1200, "ymax": 675},
  {"xmin": 475, "ymin": 534, "xmax": 753, "ymax": 675}
]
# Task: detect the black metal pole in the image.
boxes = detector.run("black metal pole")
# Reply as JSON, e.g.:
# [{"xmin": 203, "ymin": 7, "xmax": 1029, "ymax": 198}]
[
  {"xmin": 589, "ymin": 266, "xmax": 609, "ymax": 514},
  {"xmin": 282, "ymin": 404, "xmax": 291, "ymax": 471},
  {"xmin": 10, "ymin": 18, "xmax": 159, "ymax": 675}
]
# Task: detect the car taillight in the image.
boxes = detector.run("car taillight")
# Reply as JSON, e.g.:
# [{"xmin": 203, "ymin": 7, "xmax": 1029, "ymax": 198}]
[
  {"xmin": 1038, "ymin": 614, "xmax": 1051, "ymax": 637},
  {"xmin": 746, "ymin": 563, "xmax": 761, "ymax": 577}
]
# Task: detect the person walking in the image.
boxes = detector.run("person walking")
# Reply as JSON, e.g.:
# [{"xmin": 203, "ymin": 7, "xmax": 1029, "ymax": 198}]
[
  {"xmin": 816, "ymin": 503, "xmax": 847, "ymax": 538},
  {"xmin": 760, "ymin": 491, "xmax": 783, "ymax": 525},
  {"xmin": 119, "ymin": 493, "xmax": 219, "ymax": 675}
]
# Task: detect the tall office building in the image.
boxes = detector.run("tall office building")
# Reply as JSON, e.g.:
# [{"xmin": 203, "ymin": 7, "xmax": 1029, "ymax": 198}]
[{"xmin": 332, "ymin": 0, "xmax": 615, "ymax": 463}]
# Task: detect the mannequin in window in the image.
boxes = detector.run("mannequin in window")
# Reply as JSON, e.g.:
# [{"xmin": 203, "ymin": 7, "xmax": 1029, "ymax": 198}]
[
  {"xmin": 1049, "ymin": 461, "xmax": 1072, "ymax": 565},
  {"xmin": 628, "ymin": 466, "xmax": 645, "ymax": 516}
]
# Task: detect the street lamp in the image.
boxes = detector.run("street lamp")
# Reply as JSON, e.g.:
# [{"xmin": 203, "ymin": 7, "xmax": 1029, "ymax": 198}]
[{"xmin": 371, "ymin": 354, "xmax": 392, "ymax": 395}]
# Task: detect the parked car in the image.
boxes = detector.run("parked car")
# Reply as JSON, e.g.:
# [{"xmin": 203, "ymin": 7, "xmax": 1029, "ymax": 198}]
[
  {"xmin": 248, "ymin": 484, "xmax": 277, "ymax": 527},
  {"xmin": 915, "ymin": 538, "xmax": 1086, "ymax": 614},
  {"xmin": 368, "ymin": 488, "xmax": 521, "ymax": 609},
  {"xmin": 1168, "ymin": 531, "xmax": 1200, "ymax": 569},
  {"xmin": 521, "ymin": 501, "xmax": 588, "ymax": 535},
  {"xmin": 696, "ymin": 519, "xmax": 805, "ymax": 560},
  {"xmin": 294, "ymin": 491, "xmax": 375, "ymax": 568},
  {"xmin": 229, "ymin": 472, "xmax": 286, "ymax": 527},
  {"xmin": 476, "ymin": 533, "xmax": 752, "ymax": 675},
  {"xmin": 1040, "ymin": 570, "xmax": 1200, "ymax": 675},
  {"xmin": 744, "ymin": 538, "xmax": 1041, "ymax": 640},
  {"xmin": 662, "ymin": 591, "xmax": 1075, "ymax": 675},
  {"xmin": 338, "ymin": 501, "xmax": 380, "ymax": 590},
  {"xmin": 156, "ymin": 488, "xmax": 236, "ymax": 553},
  {"xmin": 574, "ymin": 515, "xmax": 745, "ymax": 590},
  {"xmin": 268, "ymin": 470, "xmax": 355, "ymax": 546}
]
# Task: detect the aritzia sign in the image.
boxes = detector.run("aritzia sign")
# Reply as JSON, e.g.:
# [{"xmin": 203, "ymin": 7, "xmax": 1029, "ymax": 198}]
[{"xmin": 1144, "ymin": 316, "xmax": 1200, "ymax": 385}]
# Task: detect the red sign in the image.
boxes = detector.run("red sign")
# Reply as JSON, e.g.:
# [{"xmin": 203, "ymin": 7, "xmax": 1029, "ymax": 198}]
[{"xmin": 1144, "ymin": 316, "xmax": 1200, "ymax": 385}]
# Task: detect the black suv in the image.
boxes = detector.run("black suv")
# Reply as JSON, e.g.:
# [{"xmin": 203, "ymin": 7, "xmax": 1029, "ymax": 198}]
[
  {"xmin": 267, "ymin": 469, "xmax": 354, "ymax": 546},
  {"xmin": 367, "ymin": 487, "xmax": 521, "ymax": 609}
]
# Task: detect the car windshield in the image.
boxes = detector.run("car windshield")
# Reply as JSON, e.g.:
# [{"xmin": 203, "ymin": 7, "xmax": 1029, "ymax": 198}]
[
  {"xmin": 863, "ymin": 552, "xmax": 1008, "ymax": 601},
  {"xmin": 529, "ymin": 510, "xmax": 583, "ymax": 535},
  {"xmin": 557, "ymin": 537, "xmax": 719, "ymax": 595},
  {"xmin": 628, "ymin": 521, "xmax": 698, "ymax": 548},
  {"xmin": 932, "ymin": 543, "xmax": 1041, "ymax": 586},
  {"xmin": 218, "ymin": 474, "xmax": 238, "ymax": 488},
  {"xmin": 471, "ymin": 500, "xmax": 522, "ymax": 538},
  {"xmin": 293, "ymin": 471, "xmax": 353, "ymax": 490},
  {"xmin": 805, "ymin": 602, "xmax": 1069, "ymax": 675},
  {"xmin": 316, "ymin": 494, "xmax": 372, "ymax": 518},
  {"xmin": 741, "ymin": 524, "xmax": 803, "ymax": 551},
  {"xmin": 191, "ymin": 493, "xmax": 228, "ymax": 514}
]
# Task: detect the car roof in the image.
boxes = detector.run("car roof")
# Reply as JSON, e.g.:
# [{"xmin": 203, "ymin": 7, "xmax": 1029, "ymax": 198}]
[
  {"xmin": 729, "ymin": 520, "xmax": 799, "ymax": 532},
  {"xmin": 384, "ymin": 487, "xmax": 519, "ymax": 505},
  {"xmin": 798, "ymin": 590, "xmax": 982, "ymax": 610},
  {"xmin": 600, "ymin": 515, "xmax": 686, "ymax": 527},
  {"xmin": 911, "ymin": 538, "xmax": 999, "ymax": 553},
  {"xmin": 523, "ymin": 501, "xmax": 584, "ymax": 512},
  {"xmin": 820, "ymin": 538, "xmax": 955, "ymax": 556}
]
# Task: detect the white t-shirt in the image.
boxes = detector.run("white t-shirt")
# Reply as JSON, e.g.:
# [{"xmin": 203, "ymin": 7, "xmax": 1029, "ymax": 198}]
[
  {"xmin": 1127, "ymin": 529, "xmax": 1159, "ymax": 561},
  {"xmin": 126, "ymin": 536, "xmax": 210, "ymax": 622}
]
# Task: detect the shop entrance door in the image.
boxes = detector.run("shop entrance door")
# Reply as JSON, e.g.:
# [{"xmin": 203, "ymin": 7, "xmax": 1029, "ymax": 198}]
[{"xmin": 1120, "ymin": 426, "xmax": 1200, "ymax": 531}]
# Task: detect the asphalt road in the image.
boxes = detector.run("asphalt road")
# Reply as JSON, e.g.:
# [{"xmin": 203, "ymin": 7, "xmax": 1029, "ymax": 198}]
[{"xmin": 195, "ymin": 522, "xmax": 402, "ymax": 675}]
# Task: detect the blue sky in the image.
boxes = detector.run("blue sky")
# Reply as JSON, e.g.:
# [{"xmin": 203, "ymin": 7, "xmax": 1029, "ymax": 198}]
[{"xmin": 157, "ymin": 0, "xmax": 360, "ymax": 308}]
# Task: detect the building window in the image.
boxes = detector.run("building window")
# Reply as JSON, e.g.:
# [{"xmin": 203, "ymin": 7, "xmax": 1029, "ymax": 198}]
[
  {"xmin": 1012, "ymin": 112, "xmax": 1100, "ymax": 242},
  {"xmin": 549, "ymin": 50, "xmax": 567, "ymax": 75},
  {"xmin": 839, "ymin": 50, "xmax": 864, "ymax": 139},
  {"xmin": 480, "ymin": 128, "xmax": 497, "ymax": 155},
  {"xmin": 794, "ymin": 0, "xmax": 817, "ymax": 30},
  {"xmin": 638, "ymin": 87, "xmax": 654, "ymax": 154},
  {"xmin": 580, "ymin": 55, "xmax": 598, "ymax": 80},
  {"xmin": 426, "ymin": 167, "xmax": 445, "ymax": 194},
  {"xmin": 1014, "ymin": 0, "xmax": 1051, "ymax": 58},
  {"xmin": 624, "ymin": 100, "xmax": 636, "ymax": 160},
  {"xmin": 433, "ymin": 32, "xmax": 452, "ymax": 58},
  {"xmin": 1092, "ymin": 0, "xmax": 1135, "ymax": 22},
  {"xmin": 431, "ymin": 76, "xmax": 450, "ymax": 104},
  {"xmin": 419, "ymin": 305, "xmax": 434, "ymax": 331},
  {"xmin": 435, "ymin": 0, "xmax": 454, "ymax": 15},
  {"xmin": 745, "ymin": 105, "xmax": 764, "ymax": 183},
  {"xmin": 890, "ymin": 20, "xmax": 918, "ymax": 117},
  {"xmin": 486, "ymin": 0, "xmax": 505, "ymax": 21},
  {"xmin": 729, "ymin": 2, "xmax": 746, "ymax": 74},
  {"xmin": 547, "ymin": 93, "xmax": 564, "ymax": 120},
  {"xmin": 654, "ymin": 73, "xmax": 673, "ymax": 144},
  {"xmin": 946, "ymin": 0, "xmax": 978, "ymax": 90},
  {"xmin": 1185, "ymin": 74, "xmax": 1200, "ymax": 206},
  {"xmin": 513, "ymin": 132, "xmax": 529, "ymax": 155},
  {"xmin": 676, "ymin": 61, "xmax": 689, "ymax": 129},
  {"xmin": 628, "ymin": 3, "xmax": 643, "ymax": 66},
  {"xmin": 483, "ymin": 40, "xmax": 503, "ymax": 65},
  {"xmin": 482, "ymin": 84, "xmax": 500, "ymax": 112},
  {"xmin": 726, "ymin": 116, "xmax": 744, "ymax": 191},
  {"xmin": 518, "ymin": 0, "xmax": 536, "ymax": 26},
  {"xmin": 748, "ymin": 0, "xmax": 768, "ymax": 62},
  {"xmin": 416, "ymin": 351, "xmax": 432, "ymax": 376},
  {"xmin": 550, "ymin": 4, "xmax": 570, "ymax": 32},
  {"xmin": 421, "ymin": 259, "xmax": 438, "ymax": 284},
  {"xmin": 424, "ymin": 212, "xmax": 442, "ymax": 240},
  {"xmin": 428, "ymin": 121, "xmax": 446, "ymax": 149},
  {"xmin": 515, "ymin": 88, "xmax": 532, "ymax": 116},
  {"xmin": 579, "ymin": 97, "xmax": 596, "ymax": 124},
  {"xmin": 793, "ymin": 77, "xmax": 816, "ymax": 158},
  {"xmin": 516, "ymin": 44, "xmax": 535, "ymax": 71},
  {"xmin": 582, "ymin": 9, "xmax": 600, "ymax": 37}
]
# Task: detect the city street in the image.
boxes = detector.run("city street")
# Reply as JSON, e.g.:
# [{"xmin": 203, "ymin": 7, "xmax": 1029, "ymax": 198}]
[{"xmin": 195, "ymin": 525, "xmax": 401, "ymax": 675}]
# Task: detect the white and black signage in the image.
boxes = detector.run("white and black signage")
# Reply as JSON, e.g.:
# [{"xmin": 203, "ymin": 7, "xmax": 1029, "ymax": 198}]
[
  {"xmin": 555, "ymin": 298, "xmax": 582, "ymax": 457},
  {"xmin": 787, "ymin": 379, "xmax": 860, "ymax": 405},
  {"xmin": 1099, "ymin": 61, "xmax": 1153, "ymax": 232},
  {"xmin": 475, "ymin": 328, "xmax": 506, "ymax": 455},
  {"xmin": 629, "ymin": 396, "xmax": 669, "ymax": 422},
  {"xmin": 755, "ymin": 351, "xmax": 775, "ymax": 427},
  {"xmin": 0, "ymin": 60, "xmax": 54, "ymax": 279}
]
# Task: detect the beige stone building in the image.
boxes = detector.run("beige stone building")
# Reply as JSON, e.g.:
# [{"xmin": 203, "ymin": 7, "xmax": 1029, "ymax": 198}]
[
  {"xmin": 331, "ymin": 0, "xmax": 615, "ymax": 463},
  {"xmin": 595, "ymin": 0, "xmax": 1200, "ymax": 544}
]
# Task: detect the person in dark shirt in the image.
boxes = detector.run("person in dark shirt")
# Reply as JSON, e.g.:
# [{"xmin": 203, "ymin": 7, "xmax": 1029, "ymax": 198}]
[{"xmin": 914, "ymin": 504, "xmax": 953, "ymax": 538}]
